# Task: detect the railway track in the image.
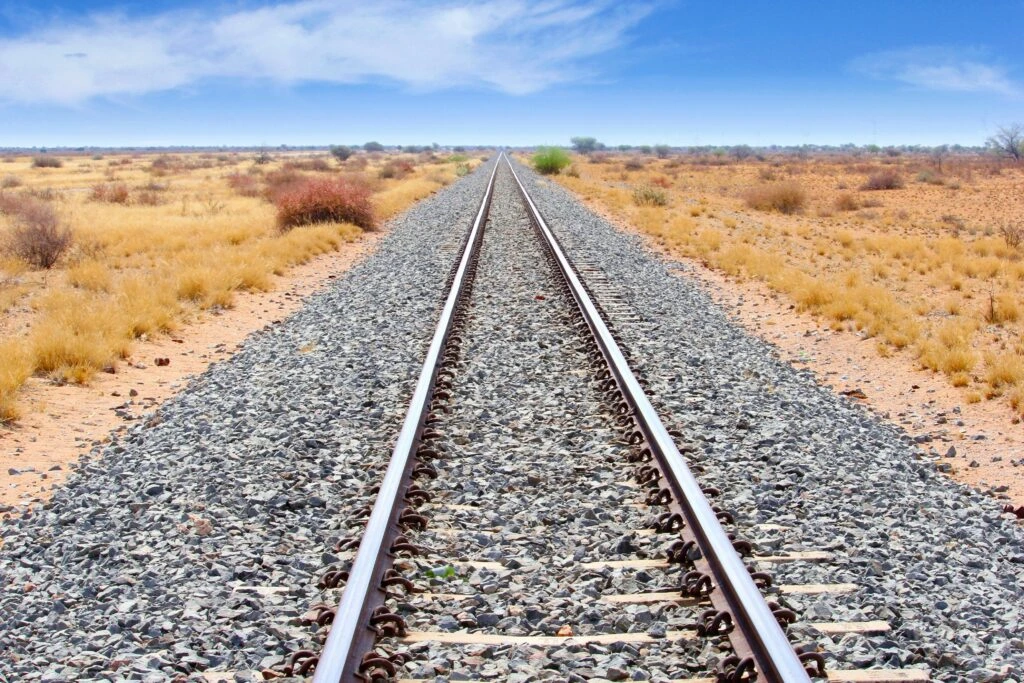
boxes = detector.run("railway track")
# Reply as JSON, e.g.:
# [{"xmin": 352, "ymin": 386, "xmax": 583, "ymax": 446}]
[{"xmin": 284, "ymin": 155, "xmax": 930, "ymax": 682}]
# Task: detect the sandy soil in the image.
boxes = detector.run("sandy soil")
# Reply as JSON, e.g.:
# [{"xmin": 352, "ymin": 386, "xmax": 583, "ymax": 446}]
[
  {"xmin": 0, "ymin": 233, "xmax": 381, "ymax": 509},
  {"xmin": 580, "ymin": 199, "xmax": 1024, "ymax": 510}
]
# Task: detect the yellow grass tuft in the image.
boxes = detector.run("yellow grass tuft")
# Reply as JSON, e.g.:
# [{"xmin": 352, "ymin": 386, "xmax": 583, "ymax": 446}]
[
  {"xmin": 0, "ymin": 339, "xmax": 32, "ymax": 422},
  {"xmin": 744, "ymin": 182, "xmax": 806, "ymax": 214},
  {"xmin": 66, "ymin": 260, "xmax": 113, "ymax": 292},
  {"xmin": 985, "ymin": 352, "xmax": 1024, "ymax": 389}
]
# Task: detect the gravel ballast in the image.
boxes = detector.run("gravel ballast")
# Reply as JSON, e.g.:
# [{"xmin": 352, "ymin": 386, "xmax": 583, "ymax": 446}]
[
  {"xmin": 1, "ymin": 155, "xmax": 1021, "ymax": 683},
  {"xmin": 375, "ymin": 166, "xmax": 722, "ymax": 681}
]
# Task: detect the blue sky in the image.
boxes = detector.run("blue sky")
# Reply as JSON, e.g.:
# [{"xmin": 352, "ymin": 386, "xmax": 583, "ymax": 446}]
[{"xmin": 0, "ymin": 0, "xmax": 1021, "ymax": 147}]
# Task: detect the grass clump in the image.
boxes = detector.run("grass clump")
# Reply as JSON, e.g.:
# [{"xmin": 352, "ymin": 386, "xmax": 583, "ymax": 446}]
[
  {"xmin": 90, "ymin": 182, "xmax": 130, "ymax": 204},
  {"xmin": 861, "ymin": 169, "xmax": 904, "ymax": 190},
  {"xmin": 632, "ymin": 185, "xmax": 668, "ymax": 206},
  {"xmin": 275, "ymin": 176, "xmax": 376, "ymax": 231},
  {"xmin": 833, "ymin": 192, "xmax": 860, "ymax": 211},
  {"xmin": 744, "ymin": 182, "xmax": 806, "ymax": 214},
  {"xmin": 532, "ymin": 147, "xmax": 571, "ymax": 175},
  {"xmin": 0, "ymin": 339, "xmax": 32, "ymax": 423},
  {"xmin": 32, "ymin": 156, "xmax": 63, "ymax": 168}
]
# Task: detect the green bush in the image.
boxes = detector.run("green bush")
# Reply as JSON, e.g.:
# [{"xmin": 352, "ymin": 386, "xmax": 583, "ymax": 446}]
[
  {"xmin": 532, "ymin": 147, "xmax": 571, "ymax": 175},
  {"xmin": 632, "ymin": 185, "xmax": 668, "ymax": 206}
]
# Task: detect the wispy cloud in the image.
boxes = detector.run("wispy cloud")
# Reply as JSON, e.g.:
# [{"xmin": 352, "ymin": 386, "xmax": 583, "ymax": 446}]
[
  {"xmin": 0, "ymin": 0, "xmax": 651, "ymax": 105},
  {"xmin": 850, "ymin": 46, "xmax": 1020, "ymax": 97}
]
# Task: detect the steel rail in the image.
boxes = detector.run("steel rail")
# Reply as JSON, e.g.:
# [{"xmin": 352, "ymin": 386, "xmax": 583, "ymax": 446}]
[
  {"xmin": 312, "ymin": 156, "xmax": 502, "ymax": 683},
  {"xmin": 504, "ymin": 156, "xmax": 812, "ymax": 683}
]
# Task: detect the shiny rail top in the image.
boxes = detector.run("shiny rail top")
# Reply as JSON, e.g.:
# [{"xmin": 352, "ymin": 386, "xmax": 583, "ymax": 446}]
[{"xmin": 312, "ymin": 157, "xmax": 501, "ymax": 683}]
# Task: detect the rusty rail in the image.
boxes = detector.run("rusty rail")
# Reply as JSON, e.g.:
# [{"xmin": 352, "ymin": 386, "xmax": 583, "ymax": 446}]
[
  {"xmin": 504, "ymin": 156, "xmax": 815, "ymax": 683},
  {"xmin": 310, "ymin": 156, "xmax": 500, "ymax": 682}
]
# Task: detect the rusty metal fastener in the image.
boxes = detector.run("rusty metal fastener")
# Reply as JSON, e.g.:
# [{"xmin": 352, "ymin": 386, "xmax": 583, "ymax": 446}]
[
  {"xmin": 697, "ymin": 609, "xmax": 734, "ymax": 636},
  {"xmin": 716, "ymin": 655, "xmax": 757, "ymax": 682}
]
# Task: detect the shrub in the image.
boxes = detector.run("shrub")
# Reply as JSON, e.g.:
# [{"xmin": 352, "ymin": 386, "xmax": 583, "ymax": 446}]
[
  {"xmin": 632, "ymin": 185, "xmax": 668, "ymax": 206},
  {"xmin": 135, "ymin": 190, "xmax": 162, "ymax": 206},
  {"xmin": 378, "ymin": 160, "xmax": 414, "ymax": 179},
  {"xmin": 262, "ymin": 168, "xmax": 308, "ymax": 202},
  {"xmin": 532, "ymin": 147, "xmax": 571, "ymax": 175},
  {"xmin": 32, "ymin": 156, "xmax": 63, "ymax": 168},
  {"xmin": 90, "ymin": 182, "xmax": 130, "ymax": 204},
  {"xmin": 363, "ymin": 141, "xmax": 385, "ymax": 152},
  {"xmin": 1000, "ymin": 223, "xmax": 1022, "ymax": 249},
  {"xmin": 744, "ymin": 182, "xmax": 806, "ymax": 214},
  {"xmin": 455, "ymin": 163, "xmax": 471, "ymax": 177},
  {"xmin": 226, "ymin": 172, "xmax": 260, "ymax": 197},
  {"xmin": 650, "ymin": 175, "xmax": 672, "ymax": 188},
  {"xmin": 653, "ymin": 144, "xmax": 672, "ymax": 158},
  {"xmin": 916, "ymin": 169, "xmax": 945, "ymax": 185},
  {"xmin": 623, "ymin": 158, "xmax": 645, "ymax": 171},
  {"xmin": 284, "ymin": 158, "xmax": 332, "ymax": 172},
  {"xmin": 275, "ymin": 176, "xmax": 376, "ymax": 231},
  {"xmin": 833, "ymin": 192, "xmax": 860, "ymax": 211},
  {"xmin": 3, "ymin": 198, "xmax": 73, "ymax": 268},
  {"xmin": 861, "ymin": 169, "xmax": 904, "ymax": 190},
  {"xmin": 564, "ymin": 165, "xmax": 580, "ymax": 178},
  {"xmin": 1, "ymin": 175, "xmax": 21, "ymax": 189},
  {"xmin": 330, "ymin": 145, "xmax": 354, "ymax": 162}
]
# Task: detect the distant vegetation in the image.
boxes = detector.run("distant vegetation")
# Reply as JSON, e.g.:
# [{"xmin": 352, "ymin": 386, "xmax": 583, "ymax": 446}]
[{"xmin": 541, "ymin": 134, "xmax": 1024, "ymax": 417}]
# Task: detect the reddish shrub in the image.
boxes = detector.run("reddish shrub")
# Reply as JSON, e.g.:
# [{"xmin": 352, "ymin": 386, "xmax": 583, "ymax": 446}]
[
  {"xmin": 226, "ymin": 172, "xmax": 260, "ymax": 197},
  {"xmin": 650, "ymin": 175, "xmax": 672, "ymax": 188},
  {"xmin": 262, "ymin": 168, "xmax": 308, "ymax": 202},
  {"xmin": 861, "ymin": 169, "xmax": 904, "ymax": 190},
  {"xmin": 90, "ymin": 182, "xmax": 130, "ymax": 204},
  {"xmin": 275, "ymin": 176, "xmax": 376, "ymax": 231}
]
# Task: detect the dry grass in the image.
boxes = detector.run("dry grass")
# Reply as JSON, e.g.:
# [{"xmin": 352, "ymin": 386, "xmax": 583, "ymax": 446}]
[
  {"xmin": 0, "ymin": 150, "xmax": 479, "ymax": 419},
  {"xmin": 543, "ymin": 150, "xmax": 1024, "ymax": 415},
  {"xmin": 744, "ymin": 182, "xmax": 806, "ymax": 214},
  {"xmin": 0, "ymin": 339, "xmax": 31, "ymax": 422}
]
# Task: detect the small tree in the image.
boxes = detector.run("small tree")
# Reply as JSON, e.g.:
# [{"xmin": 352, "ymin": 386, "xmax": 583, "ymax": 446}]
[
  {"xmin": 329, "ymin": 145, "xmax": 353, "ymax": 162},
  {"xmin": 363, "ymin": 141, "xmax": 385, "ymax": 152},
  {"xmin": 930, "ymin": 144, "xmax": 949, "ymax": 173},
  {"xmin": 730, "ymin": 145, "xmax": 754, "ymax": 160},
  {"xmin": 987, "ymin": 124, "xmax": 1023, "ymax": 162},
  {"xmin": 254, "ymin": 146, "xmax": 272, "ymax": 165},
  {"xmin": 653, "ymin": 144, "xmax": 671, "ymax": 159},
  {"xmin": 570, "ymin": 136, "xmax": 599, "ymax": 154}
]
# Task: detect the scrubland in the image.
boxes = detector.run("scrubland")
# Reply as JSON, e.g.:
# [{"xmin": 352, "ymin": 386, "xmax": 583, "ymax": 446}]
[
  {"xmin": 546, "ymin": 151, "xmax": 1024, "ymax": 417},
  {"xmin": 0, "ymin": 149, "xmax": 478, "ymax": 421}
]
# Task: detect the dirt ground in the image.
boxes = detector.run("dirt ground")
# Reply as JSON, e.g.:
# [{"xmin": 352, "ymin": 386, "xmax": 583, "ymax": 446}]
[{"xmin": 0, "ymin": 233, "xmax": 380, "ymax": 508}]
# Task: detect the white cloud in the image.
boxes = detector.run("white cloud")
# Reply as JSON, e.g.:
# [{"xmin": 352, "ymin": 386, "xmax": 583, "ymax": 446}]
[
  {"xmin": 850, "ymin": 47, "xmax": 1020, "ymax": 97},
  {"xmin": 0, "ymin": 0, "xmax": 651, "ymax": 104}
]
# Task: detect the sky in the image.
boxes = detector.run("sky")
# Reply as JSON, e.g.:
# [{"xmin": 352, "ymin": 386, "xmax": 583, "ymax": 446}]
[{"xmin": 0, "ymin": 0, "xmax": 1021, "ymax": 147}]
